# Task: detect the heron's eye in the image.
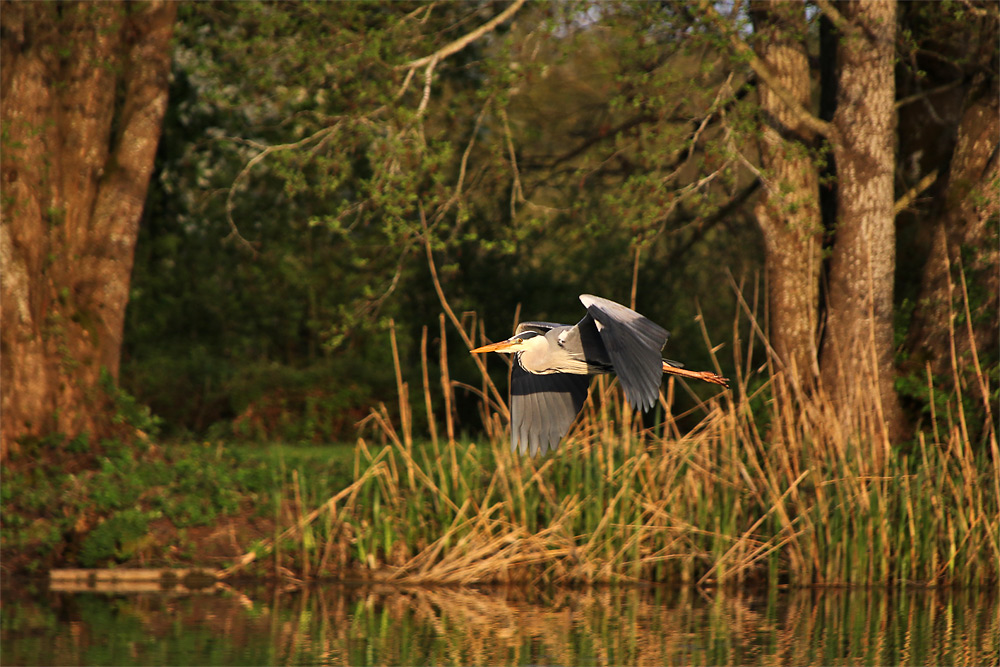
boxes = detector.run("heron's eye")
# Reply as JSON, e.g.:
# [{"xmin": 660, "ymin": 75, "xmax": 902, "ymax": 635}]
[{"xmin": 514, "ymin": 338, "xmax": 523, "ymax": 344}]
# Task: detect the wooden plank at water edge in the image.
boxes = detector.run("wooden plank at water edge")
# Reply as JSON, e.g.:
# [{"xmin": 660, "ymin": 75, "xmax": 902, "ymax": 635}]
[{"xmin": 49, "ymin": 568, "xmax": 221, "ymax": 589}]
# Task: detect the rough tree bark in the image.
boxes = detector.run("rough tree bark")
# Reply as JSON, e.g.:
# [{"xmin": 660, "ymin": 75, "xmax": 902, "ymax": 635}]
[
  {"xmin": 821, "ymin": 0, "xmax": 908, "ymax": 442},
  {"xmin": 910, "ymin": 88, "xmax": 999, "ymax": 384},
  {"xmin": 749, "ymin": 0, "xmax": 823, "ymax": 394},
  {"xmin": 1, "ymin": 1, "xmax": 177, "ymax": 459}
]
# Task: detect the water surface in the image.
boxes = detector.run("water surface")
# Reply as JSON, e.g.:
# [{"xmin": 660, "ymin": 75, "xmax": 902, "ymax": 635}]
[{"xmin": 3, "ymin": 581, "xmax": 997, "ymax": 665}]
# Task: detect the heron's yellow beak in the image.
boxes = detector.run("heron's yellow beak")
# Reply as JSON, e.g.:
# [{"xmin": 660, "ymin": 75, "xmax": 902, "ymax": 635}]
[{"xmin": 470, "ymin": 340, "xmax": 515, "ymax": 354}]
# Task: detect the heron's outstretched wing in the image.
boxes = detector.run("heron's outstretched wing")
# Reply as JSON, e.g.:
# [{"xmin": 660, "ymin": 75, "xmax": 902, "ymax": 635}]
[
  {"xmin": 510, "ymin": 362, "xmax": 589, "ymax": 456},
  {"xmin": 579, "ymin": 294, "xmax": 669, "ymax": 411}
]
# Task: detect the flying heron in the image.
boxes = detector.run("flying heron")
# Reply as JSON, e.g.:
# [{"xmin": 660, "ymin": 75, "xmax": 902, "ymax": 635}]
[{"xmin": 471, "ymin": 294, "xmax": 728, "ymax": 455}]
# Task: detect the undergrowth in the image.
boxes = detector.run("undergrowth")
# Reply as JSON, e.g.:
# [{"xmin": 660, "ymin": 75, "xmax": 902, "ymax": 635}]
[{"xmin": 0, "ymin": 438, "xmax": 354, "ymax": 573}]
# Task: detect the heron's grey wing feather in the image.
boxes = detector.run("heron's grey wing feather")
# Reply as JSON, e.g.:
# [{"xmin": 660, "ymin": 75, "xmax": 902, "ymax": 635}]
[
  {"xmin": 510, "ymin": 362, "xmax": 589, "ymax": 455},
  {"xmin": 579, "ymin": 294, "xmax": 669, "ymax": 411}
]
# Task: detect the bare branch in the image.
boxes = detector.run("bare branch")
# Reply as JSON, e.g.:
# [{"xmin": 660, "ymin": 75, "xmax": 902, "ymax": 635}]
[
  {"xmin": 659, "ymin": 72, "xmax": 735, "ymax": 187},
  {"xmin": 663, "ymin": 180, "xmax": 761, "ymax": 268},
  {"xmin": 224, "ymin": 125, "xmax": 338, "ymax": 256},
  {"xmin": 393, "ymin": 66, "xmax": 417, "ymax": 102},
  {"xmin": 721, "ymin": 109, "xmax": 773, "ymax": 196},
  {"xmin": 894, "ymin": 169, "xmax": 940, "ymax": 214},
  {"xmin": 401, "ymin": 0, "xmax": 528, "ymax": 70},
  {"xmin": 428, "ymin": 95, "xmax": 494, "ymax": 229},
  {"xmin": 500, "ymin": 107, "xmax": 521, "ymax": 220},
  {"xmin": 500, "ymin": 107, "xmax": 569, "ymax": 217},
  {"xmin": 455, "ymin": 98, "xmax": 491, "ymax": 199},
  {"xmin": 657, "ymin": 162, "xmax": 730, "ymax": 232},
  {"xmin": 415, "ymin": 55, "xmax": 439, "ymax": 119},
  {"xmin": 420, "ymin": 204, "xmax": 510, "ymax": 417},
  {"xmin": 895, "ymin": 79, "xmax": 963, "ymax": 110},
  {"xmin": 957, "ymin": 0, "xmax": 991, "ymax": 18}
]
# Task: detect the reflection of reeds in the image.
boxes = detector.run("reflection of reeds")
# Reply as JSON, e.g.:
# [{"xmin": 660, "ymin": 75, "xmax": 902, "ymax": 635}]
[
  {"xmin": 9, "ymin": 584, "xmax": 998, "ymax": 665},
  {"xmin": 257, "ymin": 585, "xmax": 1000, "ymax": 666},
  {"xmin": 227, "ymin": 279, "xmax": 998, "ymax": 587}
]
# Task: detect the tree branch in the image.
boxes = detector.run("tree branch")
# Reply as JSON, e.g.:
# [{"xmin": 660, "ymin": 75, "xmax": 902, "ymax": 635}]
[
  {"xmin": 813, "ymin": 0, "xmax": 861, "ymax": 38},
  {"xmin": 400, "ymin": 0, "xmax": 528, "ymax": 70},
  {"xmin": 895, "ymin": 79, "xmax": 963, "ymax": 110},
  {"xmin": 663, "ymin": 180, "xmax": 760, "ymax": 267},
  {"xmin": 224, "ymin": 125, "xmax": 339, "ymax": 256},
  {"xmin": 894, "ymin": 169, "xmax": 940, "ymax": 214},
  {"xmin": 419, "ymin": 204, "xmax": 509, "ymax": 418}
]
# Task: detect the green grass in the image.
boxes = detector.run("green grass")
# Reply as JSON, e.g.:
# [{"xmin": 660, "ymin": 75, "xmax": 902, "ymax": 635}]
[{"xmin": 0, "ymin": 439, "xmax": 356, "ymax": 573}]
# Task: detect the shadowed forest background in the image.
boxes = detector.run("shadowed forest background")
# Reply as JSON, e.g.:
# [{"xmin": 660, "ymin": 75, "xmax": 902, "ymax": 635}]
[
  {"xmin": 132, "ymin": 2, "xmax": 999, "ymax": 442},
  {"xmin": 1, "ymin": 1, "xmax": 997, "ymax": 583}
]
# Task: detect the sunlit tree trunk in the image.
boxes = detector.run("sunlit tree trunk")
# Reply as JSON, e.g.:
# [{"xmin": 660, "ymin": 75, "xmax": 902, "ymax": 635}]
[
  {"xmin": 749, "ymin": 0, "xmax": 823, "ymax": 394},
  {"xmin": 821, "ymin": 0, "xmax": 908, "ymax": 443},
  {"xmin": 0, "ymin": 1, "xmax": 176, "ymax": 459}
]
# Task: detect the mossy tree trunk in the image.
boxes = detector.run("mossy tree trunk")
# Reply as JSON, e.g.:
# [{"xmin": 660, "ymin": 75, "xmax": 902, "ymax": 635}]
[{"xmin": 0, "ymin": 1, "xmax": 176, "ymax": 459}]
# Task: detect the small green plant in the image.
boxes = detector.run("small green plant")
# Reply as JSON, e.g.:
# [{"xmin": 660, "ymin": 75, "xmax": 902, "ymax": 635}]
[
  {"xmin": 78, "ymin": 509, "xmax": 158, "ymax": 567},
  {"xmin": 100, "ymin": 368, "xmax": 163, "ymax": 437}
]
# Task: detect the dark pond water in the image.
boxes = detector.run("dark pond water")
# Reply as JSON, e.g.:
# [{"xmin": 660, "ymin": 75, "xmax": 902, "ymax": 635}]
[{"xmin": 2, "ymin": 580, "xmax": 998, "ymax": 666}]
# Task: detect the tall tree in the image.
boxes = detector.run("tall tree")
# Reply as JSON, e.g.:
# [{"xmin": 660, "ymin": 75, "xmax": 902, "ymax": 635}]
[
  {"xmin": 821, "ymin": 0, "xmax": 908, "ymax": 441},
  {"xmin": 1, "ymin": 1, "xmax": 177, "ymax": 458},
  {"xmin": 901, "ymin": 3, "xmax": 999, "ymax": 416},
  {"xmin": 749, "ymin": 0, "xmax": 823, "ymax": 394},
  {"xmin": 911, "ymin": 88, "xmax": 999, "ymax": 385}
]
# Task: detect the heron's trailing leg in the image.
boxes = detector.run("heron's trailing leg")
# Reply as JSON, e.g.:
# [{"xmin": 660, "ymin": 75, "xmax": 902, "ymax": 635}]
[{"xmin": 662, "ymin": 361, "xmax": 729, "ymax": 387}]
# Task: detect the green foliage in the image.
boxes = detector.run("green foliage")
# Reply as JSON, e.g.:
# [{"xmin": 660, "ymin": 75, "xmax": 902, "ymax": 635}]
[
  {"xmin": 100, "ymin": 369, "xmax": 163, "ymax": 437},
  {"xmin": 78, "ymin": 508, "xmax": 158, "ymax": 568},
  {"xmin": 123, "ymin": 1, "xmax": 762, "ymax": 440}
]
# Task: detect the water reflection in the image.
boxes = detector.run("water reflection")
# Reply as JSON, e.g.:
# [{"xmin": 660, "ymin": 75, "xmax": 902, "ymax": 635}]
[{"xmin": 3, "ymin": 581, "xmax": 998, "ymax": 665}]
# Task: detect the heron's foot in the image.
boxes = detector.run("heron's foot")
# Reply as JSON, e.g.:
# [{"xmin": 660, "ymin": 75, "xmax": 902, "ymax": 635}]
[{"xmin": 697, "ymin": 371, "xmax": 730, "ymax": 388}]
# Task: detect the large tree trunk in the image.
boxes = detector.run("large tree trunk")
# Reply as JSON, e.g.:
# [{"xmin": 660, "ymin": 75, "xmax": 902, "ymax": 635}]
[
  {"xmin": 1, "ymin": 1, "xmax": 176, "ymax": 459},
  {"xmin": 821, "ymin": 0, "xmax": 908, "ymax": 443},
  {"xmin": 749, "ymin": 1, "xmax": 823, "ymax": 394},
  {"xmin": 910, "ymin": 88, "xmax": 999, "ymax": 387}
]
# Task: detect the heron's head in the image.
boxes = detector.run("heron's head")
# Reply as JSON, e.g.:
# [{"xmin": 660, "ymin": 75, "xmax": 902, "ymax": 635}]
[{"xmin": 470, "ymin": 331, "xmax": 544, "ymax": 355}]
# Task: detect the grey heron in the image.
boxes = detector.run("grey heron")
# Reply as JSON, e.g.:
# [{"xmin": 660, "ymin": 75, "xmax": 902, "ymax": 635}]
[{"xmin": 471, "ymin": 294, "xmax": 728, "ymax": 455}]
